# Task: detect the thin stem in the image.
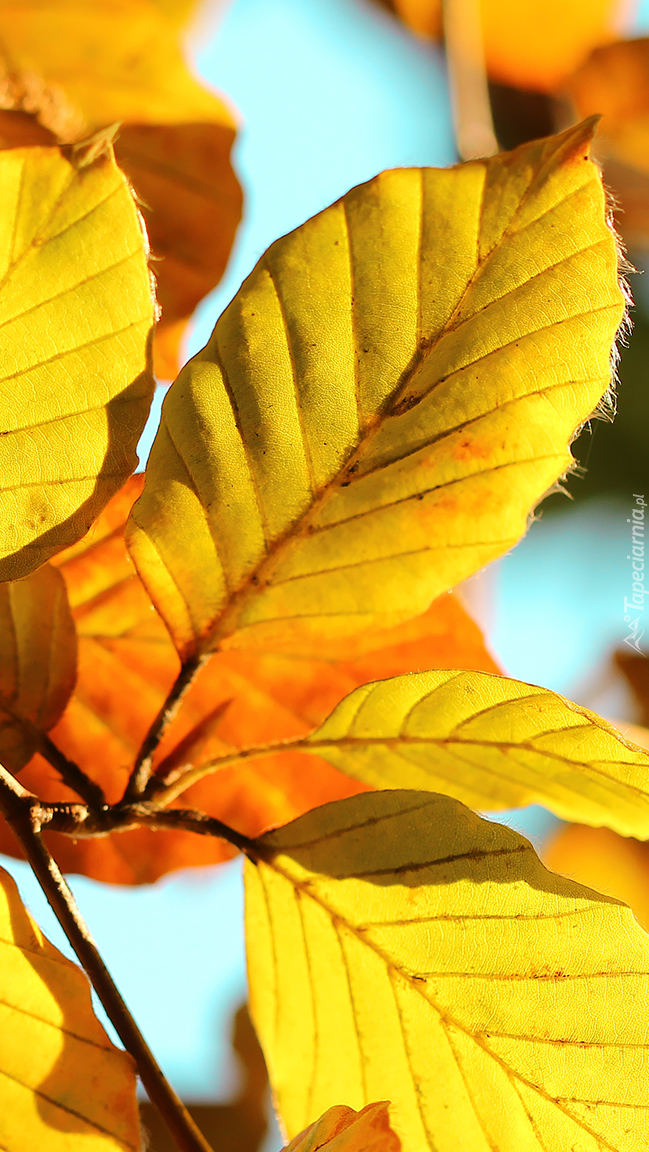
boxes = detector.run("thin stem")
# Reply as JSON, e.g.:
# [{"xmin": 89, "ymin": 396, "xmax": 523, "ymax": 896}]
[
  {"xmin": 144, "ymin": 737, "xmax": 305, "ymax": 807},
  {"xmin": 443, "ymin": 0, "xmax": 498, "ymax": 160},
  {"xmin": 0, "ymin": 765, "xmax": 214, "ymax": 1152},
  {"xmin": 125, "ymin": 653, "xmax": 208, "ymax": 801},
  {"xmin": 39, "ymin": 734, "xmax": 106, "ymax": 808},
  {"xmin": 133, "ymin": 806, "xmax": 258, "ymax": 855}
]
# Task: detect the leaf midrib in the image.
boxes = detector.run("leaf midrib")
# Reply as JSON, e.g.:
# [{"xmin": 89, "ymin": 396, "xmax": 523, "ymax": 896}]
[{"xmin": 176, "ymin": 157, "xmax": 605, "ymax": 652}]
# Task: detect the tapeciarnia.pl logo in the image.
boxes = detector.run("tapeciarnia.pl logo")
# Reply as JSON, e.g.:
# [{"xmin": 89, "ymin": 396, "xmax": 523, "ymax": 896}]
[{"xmin": 623, "ymin": 493, "xmax": 647, "ymax": 654}]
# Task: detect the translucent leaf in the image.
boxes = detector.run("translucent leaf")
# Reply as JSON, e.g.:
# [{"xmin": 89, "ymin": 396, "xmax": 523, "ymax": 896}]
[
  {"xmin": 298, "ymin": 668, "xmax": 649, "ymax": 839},
  {"xmin": 127, "ymin": 122, "xmax": 624, "ymax": 660},
  {"xmin": 246, "ymin": 789, "xmax": 649, "ymax": 1151},
  {"xmin": 0, "ymin": 0, "xmax": 235, "ymax": 129},
  {"xmin": 0, "ymin": 142, "xmax": 154, "ymax": 581},
  {"xmin": 0, "ymin": 864, "xmax": 139, "ymax": 1150},
  {"xmin": 0, "ymin": 480, "xmax": 498, "ymax": 883},
  {"xmin": 284, "ymin": 1103, "xmax": 400, "ymax": 1152},
  {"xmin": 380, "ymin": 0, "xmax": 620, "ymax": 91},
  {"xmin": 0, "ymin": 564, "xmax": 76, "ymax": 773}
]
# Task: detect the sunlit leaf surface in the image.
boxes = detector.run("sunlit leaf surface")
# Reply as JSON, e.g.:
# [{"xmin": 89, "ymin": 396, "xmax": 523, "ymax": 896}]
[
  {"xmin": 128, "ymin": 123, "xmax": 624, "ymax": 660},
  {"xmin": 0, "ymin": 480, "xmax": 498, "ymax": 883},
  {"xmin": 0, "ymin": 864, "xmax": 139, "ymax": 1150},
  {"xmin": 0, "ymin": 1, "xmax": 242, "ymax": 379},
  {"xmin": 0, "ymin": 565, "xmax": 76, "ymax": 773},
  {"xmin": 292, "ymin": 669, "xmax": 649, "ymax": 838},
  {"xmin": 0, "ymin": 142, "xmax": 154, "ymax": 581},
  {"xmin": 246, "ymin": 789, "xmax": 649, "ymax": 1151},
  {"xmin": 0, "ymin": 0, "xmax": 234, "ymax": 129}
]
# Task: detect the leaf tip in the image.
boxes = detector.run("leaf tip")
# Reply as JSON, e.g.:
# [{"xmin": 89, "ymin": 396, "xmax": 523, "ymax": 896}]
[{"xmin": 67, "ymin": 124, "xmax": 120, "ymax": 169}]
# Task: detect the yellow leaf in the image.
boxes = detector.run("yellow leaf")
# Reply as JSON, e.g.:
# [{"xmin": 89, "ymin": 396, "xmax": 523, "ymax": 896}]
[
  {"xmin": 0, "ymin": 0, "xmax": 234, "ymax": 130},
  {"xmin": 0, "ymin": 564, "xmax": 76, "ymax": 773},
  {"xmin": 0, "ymin": 864, "xmax": 139, "ymax": 1150},
  {"xmin": 0, "ymin": 142, "xmax": 155, "ymax": 582},
  {"xmin": 284, "ymin": 1103, "xmax": 400, "ymax": 1152},
  {"xmin": 294, "ymin": 668, "xmax": 649, "ymax": 839},
  {"xmin": 246, "ymin": 789, "xmax": 649, "ymax": 1151},
  {"xmin": 382, "ymin": 0, "xmax": 620, "ymax": 92},
  {"xmin": 127, "ymin": 122, "xmax": 624, "ymax": 661}
]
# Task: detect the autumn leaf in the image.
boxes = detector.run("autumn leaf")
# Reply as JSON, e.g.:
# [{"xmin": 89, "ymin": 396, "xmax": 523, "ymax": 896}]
[
  {"xmin": 379, "ymin": 0, "xmax": 621, "ymax": 92},
  {"xmin": 0, "ymin": 0, "xmax": 243, "ymax": 378},
  {"xmin": 544, "ymin": 822, "xmax": 649, "ymax": 933},
  {"xmin": 0, "ymin": 141, "xmax": 154, "ymax": 582},
  {"xmin": 0, "ymin": 863, "xmax": 139, "ymax": 1149},
  {"xmin": 127, "ymin": 122, "xmax": 624, "ymax": 661},
  {"xmin": 0, "ymin": 564, "xmax": 76, "ymax": 774},
  {"xmin": 246, "ymin": 789, "xmax": 649, "ymax": 1151},
  {"xmin": 139, "ymin": 1003, "xmax": 269, "ymax": 1152},
  {"xmin": 249, "ymin": 668, "xmax": 649, "ymax": 840},
  {"xmin": 284, "ymin": 1103, "xmax": 400, "ymax": 1152},
  {"xmin": 0, "ymin": 478, "xmax": 499, "ymax": 884},
  {"xmin": 568, "ymin": 39, "xmax": 649, "ymax": 249},
  {"xmin": 113, "ymin": 122, "xmax": 242, "ymax": 380},
  {"xmin": 0, "ymin": 0, "xmax": 232, "ymax": 130}
]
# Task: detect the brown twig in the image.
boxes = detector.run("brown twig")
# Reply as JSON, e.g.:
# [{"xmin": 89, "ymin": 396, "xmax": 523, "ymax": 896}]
[
  {"xmin": 125, "ymin": 653, "xmax": 209, "ymax": 801},
  {"xmin": 0, "ymin": 763, "xmax": 215, "ymax": 1152},
  {"xmin": 39, "ymin": 733, "xmax": 106, "ymax": 808}
]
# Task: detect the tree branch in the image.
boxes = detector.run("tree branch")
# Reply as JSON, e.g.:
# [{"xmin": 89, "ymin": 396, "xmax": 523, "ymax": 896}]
[
  {"xmin": 39, "ymin": 733, "xmax": 106, "ymax": 808},
  {"xmin": 125, "ymin": 653, "xmax": 209, "ymax": 802},
  {"xmin": 0, "ymin": 763, "xmax": 215, "ymax": 1152}
]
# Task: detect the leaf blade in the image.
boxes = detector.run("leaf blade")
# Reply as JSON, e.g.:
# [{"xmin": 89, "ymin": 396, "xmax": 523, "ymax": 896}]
[
  {"xmin": 127, "ymin": 122, "xmax": 624, "ymax": 659},
  {"xmin": 246, "ymin": 789, "xmax": 649, "ymax": 1151},
  {"xmin": 302, "ymin": 668, "xmax": 649, "ymax": 839},
  {"xmin": 0, "ymin": 864, "xmax": 139, "ymax": 1149},
  {"xmin": 0, "ymin": 563, "xmax": 76, "ymax": 772},
  {"xmin": 0, "ymin": 142, "xmax": 154, "ymax": 581}
]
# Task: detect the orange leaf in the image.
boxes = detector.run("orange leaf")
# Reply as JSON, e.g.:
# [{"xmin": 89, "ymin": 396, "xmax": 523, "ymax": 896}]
[
  {"xmin": 284, "ymin": 1103, "xmax": 400, "ymax": 1152},
  {"xmin": 385, "ymin": 0, "xmax": 621, "ymax": 92},
  {"xmin": 114, "ymin": 122, "xmax": 243, "ymax": 380},
  {"xmin": 0, "ymin": 479, "xmax": 500, "ymax": 884},
  {"xmin": 543, "ymin": 822, "xmax": 649, "ymax": 932}
]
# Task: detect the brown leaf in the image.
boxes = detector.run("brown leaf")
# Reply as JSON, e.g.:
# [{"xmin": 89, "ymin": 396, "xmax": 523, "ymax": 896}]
[
  {"xmin": 0, "ymin": 564, "xmax": 76, "ymax": 773},
  {"xmin": 0, "ymin": 478, "xmax": 500, "ymax": 884},
  {"xmin": 140, "ymin": 1003, "xmax": 269, "ymax": 1152}
]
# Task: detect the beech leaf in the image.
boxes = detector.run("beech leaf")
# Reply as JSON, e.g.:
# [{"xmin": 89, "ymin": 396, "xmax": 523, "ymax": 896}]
[
  {"xmin": 246, "ymin": 789, "xmax": 649, "ymax": 1151},
  {"xmin": 0, "ymin": 142, "xmax": 154, "ymax": 581},
  {"xmin": 127, "ymin": 122, "xmax": 624, "ymax": 660},
  {"xmin": 0, "ymin": 564, "xmax": 76, "ymax": 773},
  {"xmin": 0, "ymin": 0, "xmax": 235, "ymax": 130},
  {"xmin": 284, "ymin": 1103, "xmax": 400, "ymax": 1152},
  {"xmin": 0, "ymin": 479, "xmax": 498, "ymax": 884},
  {"xmin": 297, "ymin": 668, "xmax": 649, "ymax": 839},
  {"xmin": 0, "ymin": 864, "xmax": 139, "ymax": 1150}
]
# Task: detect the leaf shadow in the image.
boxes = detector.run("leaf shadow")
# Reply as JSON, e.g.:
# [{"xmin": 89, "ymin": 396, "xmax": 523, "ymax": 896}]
[
  {"xmin": 0, "ymin": 363, "xmax": 154, "ymax": 583},
  {"xmin": 5, "ymin": 874, "xmax": 139, "ymax": 1145}
]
